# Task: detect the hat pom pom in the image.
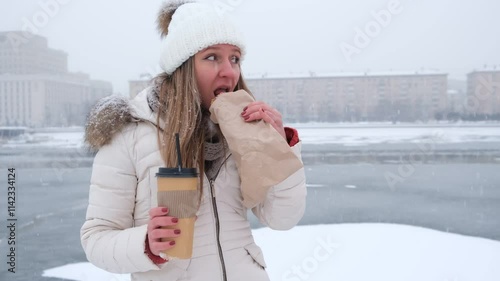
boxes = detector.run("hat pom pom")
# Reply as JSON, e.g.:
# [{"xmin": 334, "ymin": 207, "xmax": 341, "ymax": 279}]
[{"xmin": 157, "ymin": 1, "xmax": 190, "ymax": 38}]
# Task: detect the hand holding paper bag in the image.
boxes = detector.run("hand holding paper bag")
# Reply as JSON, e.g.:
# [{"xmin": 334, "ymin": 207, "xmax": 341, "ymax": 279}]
[{"xmin": 209, "ymin": 90, "xmax": 303, "ymax": 208}]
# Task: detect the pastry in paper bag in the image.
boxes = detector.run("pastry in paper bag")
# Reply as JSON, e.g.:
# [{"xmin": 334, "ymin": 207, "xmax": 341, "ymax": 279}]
[{"xmin": 209, "ymin": 90, "xmax": 303, "ymax": 208}]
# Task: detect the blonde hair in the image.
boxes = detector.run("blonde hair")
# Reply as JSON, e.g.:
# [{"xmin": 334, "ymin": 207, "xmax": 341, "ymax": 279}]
[
  {"xmin": 154, "ymin": 0, "xmax": 253, "ymax": 187},
  {"xmin": 156, "ymin": 58, "xmax": 203, "ymax": 170},
  {"xmin": 155, "ymin": 58, "xmax": 252, "ymax": 172}
]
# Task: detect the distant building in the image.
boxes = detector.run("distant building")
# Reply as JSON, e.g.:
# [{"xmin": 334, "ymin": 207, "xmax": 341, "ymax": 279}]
[
  {"xmin": 447, "ymin": 89, "xmax": 466, "ymax": 115},
  {"xmin": 466, "ymin": 69, "xmax": 500, "ymax": 115},
  {"xmin": 246, "ymin": 71, "xmax": 448, "ymax": 122},
  {"xmin": 0, "ymin": 32, "xmax": 67, "ymax": 74},
  {"xmin": 0, "ymin": 31, "xmax": 112, "ymax": 127},
  {"xmin": 0, "ymin": 73, "xmax": 112, "ymax": 127}
]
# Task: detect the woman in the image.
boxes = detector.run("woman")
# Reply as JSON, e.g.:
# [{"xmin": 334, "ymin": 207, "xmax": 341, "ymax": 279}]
[{"xmin": 80, "ymin": 1, "xmax": 306, "ymax": 280}]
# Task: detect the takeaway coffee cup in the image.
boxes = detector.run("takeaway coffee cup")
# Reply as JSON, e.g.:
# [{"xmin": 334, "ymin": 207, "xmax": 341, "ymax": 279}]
[{"xmin": 156, "ymin": 167, "xmax": 198, "ymax": 259}]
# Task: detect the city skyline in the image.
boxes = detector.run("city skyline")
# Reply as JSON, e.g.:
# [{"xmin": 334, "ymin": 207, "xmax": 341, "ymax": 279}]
[
  {"xmin": 0, "ymin": 31, "xmax": 112, "ymax": 127},
  {"xmin": 1, "ymin": 0, "xmax": 499, "ymax": 95},
  {"xmin": 2, "ymin": 30, "xmax": 498, "ymax": 127}
]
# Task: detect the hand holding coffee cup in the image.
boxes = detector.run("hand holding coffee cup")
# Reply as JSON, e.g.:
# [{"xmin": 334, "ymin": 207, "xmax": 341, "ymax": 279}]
[
  {"xmin": 147, "ymin": 207, "xmax": 181, "ymax": 257},
  {"xmin": 154, "ymin": 133, "xmax": 199, "ymax": 260}
]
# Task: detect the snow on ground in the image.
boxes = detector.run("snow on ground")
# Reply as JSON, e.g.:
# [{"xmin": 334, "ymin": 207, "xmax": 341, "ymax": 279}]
[
  {"xmin": 294, "ymin": 125, "xmax": 500, "ymax": 145},
  {"xmin": 42, "ymin": 223, "xmax": 500, "ymax": 281},
  {"xmin": 2, "ymin": 131, "xmax": 84, "ymax": 148},
  {"xmin": 3, "ymin": 124, "xmax": 500, "ymax": 148}
]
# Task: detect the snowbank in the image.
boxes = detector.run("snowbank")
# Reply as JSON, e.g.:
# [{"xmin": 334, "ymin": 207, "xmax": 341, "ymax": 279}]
[
  {"xmin": 43, "ymin": 223, "xmax": 500, "ymax": 281},
  {"xmin": 4, "ymin": 124, "xmax": 500, "ymax": 148}
]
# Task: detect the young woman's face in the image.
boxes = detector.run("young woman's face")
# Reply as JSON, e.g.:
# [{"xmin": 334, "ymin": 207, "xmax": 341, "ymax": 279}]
[{"xmin": 194, "ymin": 44, "xmax": 242, "ymax": 109}]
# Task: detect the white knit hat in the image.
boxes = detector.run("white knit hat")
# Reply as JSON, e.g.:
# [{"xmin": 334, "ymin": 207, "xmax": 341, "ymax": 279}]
[{"xmin": 159, "ymin": 2, "xmax": 246, "ymax": 75}]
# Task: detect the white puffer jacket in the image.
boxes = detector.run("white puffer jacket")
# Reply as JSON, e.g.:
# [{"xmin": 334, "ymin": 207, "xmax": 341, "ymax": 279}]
[{"xmin": 80, "ymin": 88, "xmax": 307, "ymax": 281}]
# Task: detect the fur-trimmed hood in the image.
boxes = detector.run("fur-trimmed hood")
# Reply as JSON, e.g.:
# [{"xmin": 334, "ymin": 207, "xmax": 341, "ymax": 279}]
[{"xmin": 84, "ymin": 87, "xmax": 159, "ymax": 151}]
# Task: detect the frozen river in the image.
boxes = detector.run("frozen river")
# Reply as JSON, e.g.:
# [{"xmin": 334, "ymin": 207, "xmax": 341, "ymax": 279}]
[
  {"xmin": 1, "ymin": 124, "xmax": 499, "ymax": 280},
  {"xmin": 0, "ymin": 161, "xmax": 499, "ymax": 280}
]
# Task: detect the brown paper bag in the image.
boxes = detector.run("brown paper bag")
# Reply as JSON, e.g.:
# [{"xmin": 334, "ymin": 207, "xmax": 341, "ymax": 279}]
[{"xmin": 209, "ymin": 90, "xmax": 303, "ymax": 208}]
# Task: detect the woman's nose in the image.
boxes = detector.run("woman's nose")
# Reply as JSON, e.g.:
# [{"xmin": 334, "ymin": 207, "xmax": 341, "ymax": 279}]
[{"xmin": 218, "ymin": 59, "xmax": 238, "ymax": 79}]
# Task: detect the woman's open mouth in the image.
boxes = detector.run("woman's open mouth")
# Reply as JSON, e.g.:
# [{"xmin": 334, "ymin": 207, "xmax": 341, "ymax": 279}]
[{"xmin": 214, "ymin": 87, "xmax": 230, "ymax": 97}]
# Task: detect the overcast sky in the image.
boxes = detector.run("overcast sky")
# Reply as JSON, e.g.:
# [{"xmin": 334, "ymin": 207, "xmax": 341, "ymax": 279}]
[{"xmin": 1, "ymin": 0, "xmax": 499, "ymax": 95}]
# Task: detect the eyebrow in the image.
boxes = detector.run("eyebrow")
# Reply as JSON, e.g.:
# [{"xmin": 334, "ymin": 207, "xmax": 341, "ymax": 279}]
[{"xmin": 202, "ymin": 46, "xmax": 241, "ymax": 54}]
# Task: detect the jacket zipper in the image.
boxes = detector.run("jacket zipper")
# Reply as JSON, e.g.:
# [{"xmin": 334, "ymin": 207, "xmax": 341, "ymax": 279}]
[{"xmin": 208, "ymin": 155, "xmax": 231, "ymax": 281}]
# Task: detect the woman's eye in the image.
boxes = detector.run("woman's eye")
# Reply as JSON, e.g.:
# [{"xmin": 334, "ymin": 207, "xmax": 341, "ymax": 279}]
[
  {"xmin": 231, "ymin": 56, "xmax": 240, "ymax": 64},
  {"xmin": 205, "ymin": 55, "xmax": 216, "ymax": 61}
]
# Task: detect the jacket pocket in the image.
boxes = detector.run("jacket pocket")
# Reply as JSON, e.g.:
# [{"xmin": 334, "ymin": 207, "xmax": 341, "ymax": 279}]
[
  {"xmin": 134, "ymin": 258, "xmax": 190, "ymax": 281},
  {"xmin": 244, "ymin": 243, "xmax": 267, "ymax": 269}
]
